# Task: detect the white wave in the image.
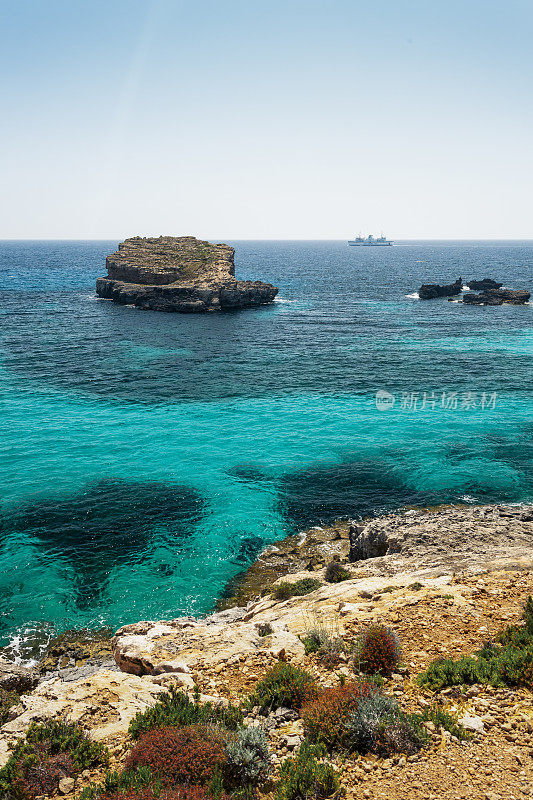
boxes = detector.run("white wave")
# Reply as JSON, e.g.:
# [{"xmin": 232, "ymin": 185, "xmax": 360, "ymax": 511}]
[
  {"xmin": 405, "ymin": 292, "xmax": 419, "ymax": 299},
  {"xmin": 462, "ymin": 285, "xmax": 471, "ymax": 291},
  {"xmin": 274, "ymin": 297, "xmax": 297, "ymax": 304},
  {"xmin": 461, "ymin": 495, "xmax": 477, "ymax": 503}
]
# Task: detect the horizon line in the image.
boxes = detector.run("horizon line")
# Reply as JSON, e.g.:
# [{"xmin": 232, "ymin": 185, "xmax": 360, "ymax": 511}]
[{"xmin": 1, "ymin": 237, "xmax": 533, "ymax": 242}]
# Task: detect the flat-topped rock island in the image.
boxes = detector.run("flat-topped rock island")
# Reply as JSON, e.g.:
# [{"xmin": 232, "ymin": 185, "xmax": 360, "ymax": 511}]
[{"xmin": 96, "ymin": 236, "xmax": 278, "ymax": 312}]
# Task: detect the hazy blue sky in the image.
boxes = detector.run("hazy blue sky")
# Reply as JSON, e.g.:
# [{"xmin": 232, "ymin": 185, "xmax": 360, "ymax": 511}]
[{"xmin": 1, "ymin": 0, "xmax": 532, "ymax": 239}]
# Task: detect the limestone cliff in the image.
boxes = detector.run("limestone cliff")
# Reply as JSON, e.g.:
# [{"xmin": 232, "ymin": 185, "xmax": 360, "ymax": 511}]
[{"xmin": 96, "ymin": 236, "xmax": 278, "ymax": 312}]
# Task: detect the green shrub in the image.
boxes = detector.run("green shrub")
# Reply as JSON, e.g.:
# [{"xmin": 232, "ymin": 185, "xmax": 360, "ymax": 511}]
[
  {"xmin": 353, "ymin": 624, "xmax": 401, "ymax": 675},
  {"xmin": 0, "ymin": 689, "xmax": 19, "ymax": 726},
  {"xmin": 250, "ymin": 663, "xmax": 318, "ymax": 711},
  {"xmin": 224, "ymin": 727, "xmax": 270, "ymax": 787},
  {"xmin": 273, "ymin": 579, "xmax": 322, "ymax": 601},
  {"xmin": 0, "ymin": 719, "xmax": 108, "ymax": 800},
  {"xmin": 418, "ymin": 597, "xmax": 533, "ymax": 691},
  {"xmin": 301, "ymin": 626, "xmax": 345, "ymax": 668},
  {"xmin": 408, "ymin": 582, "xmax": 424, "ymax": 591},
  {"xmin": 275, "ymin": 742, "xmax": 339, "ymax": 800},
  {"xmin": 324, "ymin": 563, "xmax": 351, "ymax": 584},
  {"xmin": 128, "ymin": 687, "xmax": 242, "ymax": 739},
  {"xmin": 342, "ymin": 691, "xmax": 426, "ymax": 756},
  {"xmin": 418, "ymin": 706, "xmax": 471, "ymax": 740},
  {"xmin": 80, "ymin": 767, "xmax": 155, "ymax": 800}
]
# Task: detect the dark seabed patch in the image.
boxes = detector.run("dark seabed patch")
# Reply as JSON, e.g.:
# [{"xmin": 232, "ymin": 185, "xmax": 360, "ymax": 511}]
[{"xmin": 0, "ymin": 479, "xmax": 205, "ymax": 610}]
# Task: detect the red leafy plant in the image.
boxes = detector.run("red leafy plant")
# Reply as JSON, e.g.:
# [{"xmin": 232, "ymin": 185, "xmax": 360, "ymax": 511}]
[
  {"xmin": 301, "ymin": 680, "xmax": 375, "ymax": 750},
  {"xmin": 125, "ymin": 725, "xmax": 228, "ymax": 786},
  {"xmin": 99, "ymin": 789, "xmax": 219, "ymax": 800},
  {"xmin": 353, "ymin": 624, "xmax": 401, "ymax": 675}
]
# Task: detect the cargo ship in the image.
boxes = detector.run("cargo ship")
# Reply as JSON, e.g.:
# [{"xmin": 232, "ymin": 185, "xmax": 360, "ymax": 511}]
[{"xmin": 348, "ymin": 234, "xmax": 393, "ymax": 246}]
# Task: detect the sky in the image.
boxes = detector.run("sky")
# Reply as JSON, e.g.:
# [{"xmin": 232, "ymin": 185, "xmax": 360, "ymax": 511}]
[{"xmin": 1, "ymin": 0, "xmax": 532, "ymax": 239}]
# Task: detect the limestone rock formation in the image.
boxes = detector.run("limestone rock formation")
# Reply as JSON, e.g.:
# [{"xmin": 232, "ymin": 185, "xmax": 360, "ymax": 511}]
[
  {"xmin": 419, "ymin": 278, "xmax": 463, "ymax": 300},
  {"xmin": 0, "ymin": 669, "xmax": 166, "ymax": 767},
  {"xmin": 462, "ymin": 287, "xmax": 530, "ymax": 305},
  {"xmin": 96, "ymin": 236, "xmax": 278, "ymax": 312},
  {"xmin": 113, "ymin": 616, "xmax": 305, "ymax": 678}
]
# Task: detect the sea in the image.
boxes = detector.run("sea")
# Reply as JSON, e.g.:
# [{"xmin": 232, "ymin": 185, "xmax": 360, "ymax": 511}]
[{"xmin": 0, "ymin": 239, "xmax": 531, "ymax": 660}]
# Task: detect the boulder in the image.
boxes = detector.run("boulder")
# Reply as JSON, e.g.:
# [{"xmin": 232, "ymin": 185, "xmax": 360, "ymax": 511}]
[
  {"xmin": 96, "ymin": 236, "xmax": 278, "ymax": 312},
  {"xmin": 419, "ymin": 278, "xmax": 462, "ymax": 300},
  {"xmin": 0, "ymin": 658, "xmax": 39, "ymax": 693},
  {"xmin": 463, "ymin": 288, "xmax": 530, "ymax": 305},
  {"xmin": 459, "ymin": 713, "xmax": 485, "ymax": 734}
]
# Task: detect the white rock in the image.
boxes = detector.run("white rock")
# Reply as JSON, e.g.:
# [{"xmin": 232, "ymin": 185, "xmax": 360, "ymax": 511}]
[{"xmin": 460, "ymin": 714, "xmax": 485, "ymax": 734}]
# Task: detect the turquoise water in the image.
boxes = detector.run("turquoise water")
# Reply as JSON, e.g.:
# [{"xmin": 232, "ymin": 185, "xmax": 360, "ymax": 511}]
[{"xmin": 0, "ymin": 240, "xmax": 531, "ymax": 657}]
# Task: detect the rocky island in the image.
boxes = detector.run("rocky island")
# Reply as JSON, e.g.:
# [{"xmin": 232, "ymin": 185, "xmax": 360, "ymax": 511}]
[
  {"xmin": 419, "ymin": 278, "xmax": 463, "ymax": 300},
  {"xmin": 417, "ymin": 277, "xmax": 530, "ymax": 305},
  {"xmin": 96, "ymin": 236, "xmax": 278, "ymax": 312},
  {"xmin": 462, "ymin": 287, "xmax": 530, "ymax": 305}
]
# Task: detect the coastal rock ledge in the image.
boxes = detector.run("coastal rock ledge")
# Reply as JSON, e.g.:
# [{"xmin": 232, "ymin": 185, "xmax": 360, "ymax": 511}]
[{"xmin": 96, "ymin": 236, "xmax": 278, "ymax": 312}]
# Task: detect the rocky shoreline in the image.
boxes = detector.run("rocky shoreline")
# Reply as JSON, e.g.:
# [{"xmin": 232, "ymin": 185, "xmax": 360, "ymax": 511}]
[{"xmin": 0, "ymin": 503, "xmax": 531, "ymax": 800}]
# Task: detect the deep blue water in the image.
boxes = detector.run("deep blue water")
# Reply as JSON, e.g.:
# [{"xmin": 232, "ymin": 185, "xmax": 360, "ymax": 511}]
[{"xmin": 0, "ymin": 240, "xmax": 531, "ymax": 658}]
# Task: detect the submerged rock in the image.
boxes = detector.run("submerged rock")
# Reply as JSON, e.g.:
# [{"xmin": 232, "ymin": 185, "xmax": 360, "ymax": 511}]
[
  {"xmin": 96, "ymin": 236, "xmax": 278, "ymax": 312},
  {"xmin": 462, "ymin": 287, "xmax": 530, "ymax": 305},
  {"xmin": 419, "ymin": 278, "xmax": 463, "ymax": 300}
]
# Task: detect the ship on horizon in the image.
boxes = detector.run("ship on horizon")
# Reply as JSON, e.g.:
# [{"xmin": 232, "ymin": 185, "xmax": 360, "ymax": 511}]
[{"xmin": 348, "ymin": 233, "xmax": 393, "ymax": 246}]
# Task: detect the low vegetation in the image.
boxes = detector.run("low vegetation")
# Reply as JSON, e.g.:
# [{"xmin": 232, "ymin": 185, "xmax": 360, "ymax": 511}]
[
  {"xmin": 301, "ymin": 679, "xmax": 375, "ymax": 750},
  {"xmin": 125, "ymin": 725, "xmax": 228, "ymax": 787},
  {"xmin": 275, "ymin": 742, "xmax": 339, "ymax": 800},
  {"xmin": 341, "ymin": 691, "xmax": 427, "ymax": 755},
  {"xmin": 129, "ymin": 687, "xmax": 242, "ymax": 739},
  {"xmin": 353, "ymin": 624, "xmax": 401, "ymax": 676},
  {"xmin": 301, "ymin": 622, "xmax": 345, "ymax": 668},
  {"xmin": 418, "ymin": 706, "xmax": 471, "ymax": 741},
  {"xmin": 83, "ymin": 688, "xmax": 269, "ymax": 800},
  {"xmin": 324, "ymin": 562, "xmax": 351, "ymax": 584},
  {"xmin": 0, "ymin": 719, "xmax": 109, "ymax": 800},
  {"xmin": 302, "ymin": 677, "xmax": 469, "ymax": 758},
  {"xmin": 418, "ymin": 596, "xmax": 533, "ymax": 691},
  {"xmin": 273, "ymin": 579, "xmax": 322, "ymax": 601},
  {"xmin": 0, "ymin": 689, "xmax": 19, "ymax": 726},
  {"xmin": 224, "ymin": 727, "xmax": 270, "ymax": 788},
  {"xmin": 249, "ymin": 663, "xmax": 318, "ymax": 711}
]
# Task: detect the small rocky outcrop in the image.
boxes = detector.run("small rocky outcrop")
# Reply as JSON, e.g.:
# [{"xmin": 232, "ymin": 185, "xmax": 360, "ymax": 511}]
[
  {"xmin": 463, "ymin": 287, "xmax": 530, "ymax": 305},
  {"xmin": 419, "ymin": 278, "xmax": 462, "ymax": 300},
  {"xmin": 96, "ymin": 236, "xmax": 278, "ymax": 312},
  {"xmin": 466, "ymin": 278, "xmax": 503, "ymax": 291},
  {"xmin": 113, "ymin": 616, "xmax": 305, "ymax": 680},
  {"xmin": 0, "ymin": 658, "xmax": 39, "ymax": 694}
]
